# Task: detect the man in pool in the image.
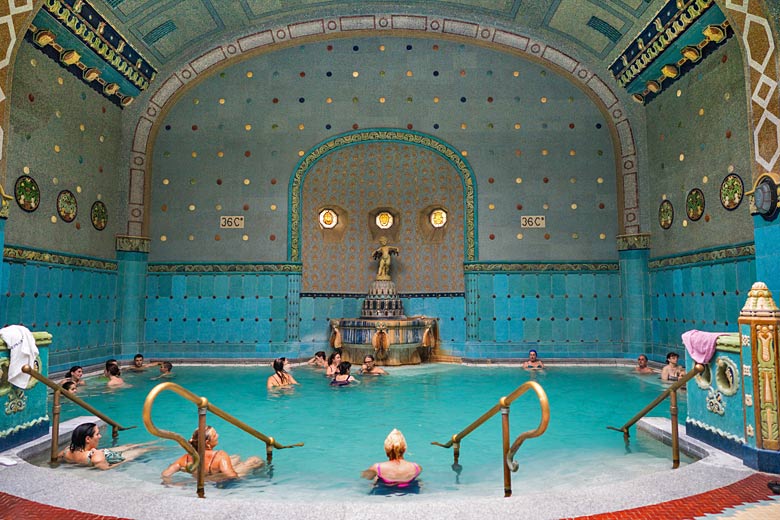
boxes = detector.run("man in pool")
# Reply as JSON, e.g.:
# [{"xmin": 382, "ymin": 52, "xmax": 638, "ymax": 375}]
[
  {"xmin": 153, "ymin": 361, "xmax": 174, "ymax": 379},
  {"xmin": 360, "ymin": 355, "xmax": 387, "ymax": 375},
  {"xmin": 635, "ymin": 355, "xmax": 654, "ymax": 374},
  {"xmin": 128, "ymin": 353, "xmax": 161, "ymax": 372},
  {"xmin": 522, "ymin": 349, "xmax": 545, "ymax": 369}
]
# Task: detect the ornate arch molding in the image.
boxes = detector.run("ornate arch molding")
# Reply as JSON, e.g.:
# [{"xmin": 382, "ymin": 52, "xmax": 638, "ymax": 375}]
[
  {"xmin": 128, "ymin": 14, "xmax": 641, "ymax": 239},
  {"xmin": 718, "ymin": 0, "xmax": 780, "ymax": 176},
  {"xmin": 289, "ymin": 128, "xmax": 476, "ymax": 262}
]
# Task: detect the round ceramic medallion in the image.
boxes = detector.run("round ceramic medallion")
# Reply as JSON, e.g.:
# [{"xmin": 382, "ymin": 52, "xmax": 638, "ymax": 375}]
[
  {"xmin": 56, "ymin": 190, "xmax": 77, "ymax": 222},
  {"xmin": 14, "ymin": 175, "xmax": 40, "ymax": 212},
  {"xmin": 720, "ymin": 174, "xmax": 743, "ymax": 210},
  {"xmin": 91, "ymin": 201, "xmax": 107, "ymax": 230},
  {"xmin": 658, "ymin": 200, "xmax": 673, "ymax": 229},
  {"xmin": 686, "ymin": 188, "xmax": 705, "ymax": 221}
]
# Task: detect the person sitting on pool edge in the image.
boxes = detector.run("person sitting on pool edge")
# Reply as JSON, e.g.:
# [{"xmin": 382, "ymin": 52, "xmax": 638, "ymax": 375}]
[
  {"xmin": 361, "ymin": 429, "xmax": 421, "ymax": 491},
  {"xmin": 307, "ymin": 351, "xmax": 328, "ymax": 368},
  {"xmin": 267, "ymin": 357, "xmax": 299, "ymax": 389},
  {"xmin": 162, "ymin": 425, "xmax": 263, "ymax": 480},
  {"xmin": 635, "ymin": 355, "xmax": 654, "ymax": 374},
  {"xmin": 152, "ymin": 361, "xmax": 174, "ymax": 380},
  {"xmin": 330, "ymin": 361, "xmax": 357, "ymax": 386},
  {"xmin": 360, "ymin": 354, "xmax": 387, "ymax": 375},
  {"xmin": 522, "ymin": 349, "xmax": 545, "ymax": 369},
  {"xmin": 59, "ymin": 422, "xmax": 154, "ymax": 470},
  {"xmin": 661, "ymin": 352, "xmax": 686, "ymax": 381}
]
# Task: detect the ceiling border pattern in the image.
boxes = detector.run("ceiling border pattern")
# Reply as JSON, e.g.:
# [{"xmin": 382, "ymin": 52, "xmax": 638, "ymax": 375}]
[{"xmin": 127, "ymin": 13, "xmax": 641, "ymax": 240}]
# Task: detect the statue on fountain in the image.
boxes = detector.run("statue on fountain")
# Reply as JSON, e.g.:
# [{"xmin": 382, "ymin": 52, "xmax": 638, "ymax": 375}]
[{"xmin": 372, "ymin": 236, "xmax": 399, "ymax": 281}]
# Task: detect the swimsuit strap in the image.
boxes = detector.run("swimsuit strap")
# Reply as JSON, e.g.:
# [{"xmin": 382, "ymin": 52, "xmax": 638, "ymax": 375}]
[
  {"xmin": 376, "ymin": 463, "xmax": 382, "ymax": 477},
  {"xmin": 86, "ymin": 448, "xmax": 97, "ymax": 466},
  {"xmin": 207, "ymin": 450, "xmax": 221, "ymax": 474}
]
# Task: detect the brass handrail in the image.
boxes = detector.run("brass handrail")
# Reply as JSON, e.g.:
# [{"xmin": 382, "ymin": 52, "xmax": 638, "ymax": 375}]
[
  {"xmin": 143, "ymin": 381, "xmax": 304, "ymax": 498},
  {"xmin": 21, "ymin": 365, "xmax": 135, "ymax": 463},
  {"xmin": 432, "ymin": 380, "xmax": 550, "ymax": 497},
  {"xmin": 607, "ymin": 363, "xmax": 704, "ymax": 468}
]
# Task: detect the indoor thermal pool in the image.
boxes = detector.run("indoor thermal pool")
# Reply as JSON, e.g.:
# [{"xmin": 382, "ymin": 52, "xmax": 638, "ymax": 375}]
[{"xmin": 38, "ymin": 364, "xmax": 691, "ymax": 500}]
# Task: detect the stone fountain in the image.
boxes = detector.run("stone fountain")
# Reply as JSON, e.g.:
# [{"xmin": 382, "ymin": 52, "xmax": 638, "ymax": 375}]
[{"xmin": 331, "ymin": 238, "xmax": 438, "ymax": 365}]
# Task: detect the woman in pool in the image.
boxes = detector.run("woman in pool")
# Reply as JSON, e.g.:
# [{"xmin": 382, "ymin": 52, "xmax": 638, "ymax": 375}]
[
  {"xmin": 522, "ymin": 349, "xmax": 545, "ymax": 370},
  {"xmin": 106, "ymin": 364, "xmax": 128, "ymax": 387},
  {"xmin": 361, "ymin": 429, "xmax": 421, "ymax": 490},
  {"xmin": 161, "ymin": 425, "xmax": 263, "ymax": 480},
  {"xmin": 325, "ymin": 351, "xmax": 342, "ymax": 377},
  {"xmin": 60, "ymin": 365, "xmax": 86, "ymax": 386},
  {"xmin": 266, "ymin": 357, "xmax": 299, "ymax": 389},
  {"xmin": 330, "ymin": 361, "xmax": 356, "ymax": 386},
  {"xmin": 59, "ymin": 422, "xmax": 152, "ymax": 470}
]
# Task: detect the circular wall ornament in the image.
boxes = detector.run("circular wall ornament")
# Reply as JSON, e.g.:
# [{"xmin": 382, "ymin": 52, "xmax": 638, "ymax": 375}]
[
  {"xmin": 56, "ymin": 190, "xmax": 77, "ymax": 222},
  {"xmin": 376, "ymin": 211, "xmax": 394, "ymax": 229},
  {"xmin": 14, "ymin": 175, "xmax": 40, "ymax": 212},
  {"xmin": 430, "ymin": 208, "xmax": 447, "ymax": 228},
  {"xmin": 659, "ymin": 200, "xmax": 673, "ymax": 229},
  {"xmin": 720, "ymin": 173, "xmax": 744, "ymax": 210},
  {"xmin": 686, "ymin": 188, "xmax": 705, "ymax": 221},
  {"xmin": 319, "ymin": 208, "xmax": 338, "ymax": 229},
  {"xmin": 715, "ymin": 356, "xmax": 739, "ymax": 396},
  {"xmin": 91, "ymin": 201, "xmax": 107, "ymax": 230}
]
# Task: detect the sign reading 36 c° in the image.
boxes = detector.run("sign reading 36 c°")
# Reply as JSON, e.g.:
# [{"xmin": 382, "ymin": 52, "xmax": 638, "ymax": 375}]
[
  {"xmin": 219, "ymin": 216, "xmax": 245, "ymax": 229},
  {"xmin": 520, "ymin": 216, "xmax": 546, "ymax": 228}
]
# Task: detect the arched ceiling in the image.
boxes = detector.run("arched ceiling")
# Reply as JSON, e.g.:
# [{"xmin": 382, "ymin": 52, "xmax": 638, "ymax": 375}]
[{"xmin": 92, "ymin": 0, "xmax": 675, "ymax": 70}]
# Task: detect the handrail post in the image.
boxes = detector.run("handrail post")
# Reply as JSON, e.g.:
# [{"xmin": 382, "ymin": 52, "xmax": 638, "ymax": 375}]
[
  {"xmin": 501, "ymin": 406, "xmax": 511, "ymax": 498},
  {"xmin": 50, "ymin": 389, "xmax": 62, "ymax": 463},
  {"xmin": 670, "ymin": 389, "xmax": 680, "ymax": 469},
  {"xmin": 452, "ymin": 441, "xmax": 460, "ymax": 465},
  {"xmin": 266, "ymin": 437, "xmax": 274, "ymax": 464},
  {"xmin": 197, "ymin": 407, "xmax": 207, "ymax": 499}
]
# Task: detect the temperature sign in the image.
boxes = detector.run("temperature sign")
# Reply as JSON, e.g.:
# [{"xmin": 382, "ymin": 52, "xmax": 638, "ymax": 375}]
[
  {"xmin": 219, "ymin": 216, "xmax": 245, "ymax": 229},
  {"xmin": 520, "ymin": 216, "xmax": 546, "ymax": 228}
]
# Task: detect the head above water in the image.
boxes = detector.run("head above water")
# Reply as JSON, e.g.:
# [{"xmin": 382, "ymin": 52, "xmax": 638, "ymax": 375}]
[
  {"xmin": 528, "ymin": 349, "xmax": 538, "ymax": 360},
  {"xmin": 328, "ymin": 352, "xmax": 341, "ymax": 366},
  {"xmin": 189, "ymin": 425, "xmax": 217, "ymax": 450},
  {"xmin": 108, "ymin": 364, "xmax": 121, "ymax": 377},
  {"xmin": 314, "ymin": 351, "xmax": 326, "ymax": 361},
  {"xmin": 67, "ymin": 366, "xmax": 83, "ymax": 378},
  {"xmin": 637, "ymin": 355, "xmax": 649, "ymax": 366},
  {"xmin": 384, "ymin": 428, "xmax": 407, "ymax": 460},
  {"xmin": 133, "ymin": 354, "xmax": 144, "ymax": 367},
  {"xmin": 337, "ymin": 361, "xmax": 352, "ymax": 375},
  {"xmin": 666, "ymin": 352, "xmax": 679, "ymax": 363},
  {"xmin": 273, "ymin": 357, "xmax": 289, "ymax": 373},
  {"xmin": 161, "ymin": 361, "xmax": 173, "ymax": 373},
  {"xmin": 70, "ymin": 422, "xmax": 99, "ymax": 452},
  {"xmin": 364, "ymin": 355, "xmax": 375, "ymax": 364}
]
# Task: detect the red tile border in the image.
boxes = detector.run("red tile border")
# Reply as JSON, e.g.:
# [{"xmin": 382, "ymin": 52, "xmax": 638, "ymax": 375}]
[
  {"xmin": 0, "ymin": 491, "xmax": 129, "ymax": 520},
  {"xmin": 568, "ymin": 473, "xmax": 779, "ymax": 520}
]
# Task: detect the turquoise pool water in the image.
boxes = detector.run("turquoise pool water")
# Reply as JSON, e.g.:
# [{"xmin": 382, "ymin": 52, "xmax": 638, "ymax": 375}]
[{"xmin": 52, "ymin": 364, "xmax": 689, "ymax": 499}]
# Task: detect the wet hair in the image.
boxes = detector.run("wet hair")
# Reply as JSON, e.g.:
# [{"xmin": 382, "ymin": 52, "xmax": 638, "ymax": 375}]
[
  {"xmin": 364, "ymin": 355, "xmax": 375, "ymax": 362},
  {"xmin": 69, "ymin": 422, "xmax": 98, "ymax": 452},
  {"xmin": 134, "ymin": 354, "xmax": 144, "ymax": 361},
  {"xmin": 189, "ymin": 425, "xmax": 216, "ymax": 451},
  {"xmin": 108, "ymin": 364, "xmax": 121, "ymax": 377},
  {"xmin": 666, "ymin": 352, "xmax": 679, "ymax": 362},
  {"xmin": 105, "ymin": 359, "xmax": 118, "ymax": 370},
  {"xmin": 529, "ymin": 349, "xmax": 538, "ymax": 356},
  {"xmin": 273, "ymin": 357, "xmax": 290, "ymax": 384},
  {"xmin": 314, "ymin": 351, "xmax": 326, "ymax": 360},
  {"xmin": 327, "ymin": 352, "xmax": 340, "ymax": 366},
  {"xmin": 62, "ymin": 381, "xmax": 77, "ymax": 392},
  {"xmin": 384, "ymin": 429, "xmax": 407, "ymax": 460},
  {"xmin": 638, "ymin": 355, "xmax": 648, "ymax": 361},
  {"xmin": 337, "ymin": 361, "xmax": 351, "ymax": 375},
  {"xmin": 162, "ymin": 361, "xmax": 173, "ymax": 372},
  {"xmin": 66, "ymin": 366, "xmax": 82, "ymax": 378}
]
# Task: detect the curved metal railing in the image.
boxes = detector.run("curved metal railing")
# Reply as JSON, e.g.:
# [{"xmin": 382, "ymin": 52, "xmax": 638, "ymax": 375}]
[
  {"xmin": 142, "ymin": 381, "xmax": 303, "ymax": 498},
  {"xmin": 21, "ymin": 365, "xmax": 135, "ymax": 462},
  {"xmin": 432, "ymin": 380, "xmax": 550, "ymax": 497},
  {"xmin": 608, "ymin": 363, "xmax": 705, "ymax": 468}
]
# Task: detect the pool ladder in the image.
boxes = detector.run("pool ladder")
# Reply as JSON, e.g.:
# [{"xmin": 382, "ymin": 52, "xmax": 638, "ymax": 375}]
[
  {"xmin": 142, "ymin": 381, "xmax": 304, "ymax": 498},
  {"xmin": 607, "ymin": 363, "xmax": 705, "ymax": 469},
  {"xmin": 431, "ymin": 380, "xmax": 550, "ymax": 498},
  {"xmin": 21, "ymin": 365, "xmax": 135, "ymax": 463}
]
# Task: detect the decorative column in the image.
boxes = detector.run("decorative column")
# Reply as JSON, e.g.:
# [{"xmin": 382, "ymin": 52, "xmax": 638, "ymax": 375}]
[
  {"xmin": 738, "ymin": 282, "xmax": 780, "ymax": 472},
  {"xmin": 464, "ymin": 271, "xmax": 479, "ymax": 342},
  {"xmin": 286, "ymin": 271, "xmax": 301, "ymax": 343},
  {"xmin": 617, "ymin": 233, "xmax": 652, "ymax": 356},
  {"xmin": 115, "ymin": 236, "xmax": 150, "ymax": 357}
]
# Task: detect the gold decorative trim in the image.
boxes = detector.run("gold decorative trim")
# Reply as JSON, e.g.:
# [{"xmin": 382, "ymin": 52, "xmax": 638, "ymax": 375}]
[
  {"xmin": 616, "ymin": 233, "xmax": 651, "ymax": 251},
  {"xmin": 649, "ymin": 244, "xmax": 754, "ymax": 269},
  {"xmin": 3, "ymin": 246, "xmax": 117, "ymax": 271},
  {"xmin": 115, "ymin": 235, "xmax": 150, "ymax": 253},
  {"xmin": 291, "ymin": 130, "xmax": 475, "ymax": 263},
  {"xmin": 148, "ymin": 264, "xmax": 302, "ymax": 273},
  {"xmin": 464, "ymin": 262, "xmax": 618, "ymax": 272}
]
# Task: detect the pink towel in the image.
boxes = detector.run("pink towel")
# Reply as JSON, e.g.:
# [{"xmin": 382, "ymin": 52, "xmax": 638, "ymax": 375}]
[{"xmin": 681, "ymin": 329, "xmax": 723, "ymax": 364}]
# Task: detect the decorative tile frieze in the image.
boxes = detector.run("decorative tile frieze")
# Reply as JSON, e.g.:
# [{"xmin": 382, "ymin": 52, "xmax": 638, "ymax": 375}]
[
  {"xmin": 115, "ymin": 235, "xmax": 150, "ymax": 253},
  {"xmin": 648, "ymin": 244, "xmax": 754, "ymax": 269},
  {"xmin": 464, "ymin": 262, "xmax": 618, "ymax": 272},
  {"xmin": 148, "ymin": 263, "xmax": 302, "ymax": 273},
  {"xmin": 3, "ymin": 246, "xmax": 117, "ymax": 270},
  {"xmin": 616, "ymin": 233, "xmax": 650, "ymax": 251}
]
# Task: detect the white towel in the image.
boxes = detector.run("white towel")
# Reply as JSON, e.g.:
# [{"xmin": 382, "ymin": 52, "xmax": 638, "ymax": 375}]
[{"xmin": 0, "ymin": 325, "xmax": 38, "ymax": 389}]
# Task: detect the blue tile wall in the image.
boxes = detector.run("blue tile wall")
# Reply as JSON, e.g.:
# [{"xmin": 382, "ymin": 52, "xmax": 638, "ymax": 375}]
[
  {"xmin": 649, "ymin": 254, "xmax": 754, "ymax": 363},
  {"xmin": 1, "ymin": 257, "xmax": 119, "ymax": 372}
]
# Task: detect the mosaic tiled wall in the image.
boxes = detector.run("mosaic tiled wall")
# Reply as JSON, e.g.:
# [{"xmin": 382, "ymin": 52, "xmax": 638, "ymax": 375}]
[
  {"xmin": 1, "ymin": 247, "xmax": 119, "ymax": 372},
  {"xmin": 302, "ymin": 142, "xmax": 464, "ymax": 294},
  {"xmin": 646, "ymin": 37, "xmax": 754, "ymax": 258},
  {"xmin": 4, "ymin": 42, "xmax": 126, "ymax": 258},
  {"xmin": 649, "ymin": 244, "xmax": 755, "ymax": 360}
]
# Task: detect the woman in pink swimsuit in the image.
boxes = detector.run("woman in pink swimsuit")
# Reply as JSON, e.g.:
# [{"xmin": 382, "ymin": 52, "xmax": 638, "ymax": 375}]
[{"xmin": 361, "ymin": 429, "xmax": 422, "ymax": 490}]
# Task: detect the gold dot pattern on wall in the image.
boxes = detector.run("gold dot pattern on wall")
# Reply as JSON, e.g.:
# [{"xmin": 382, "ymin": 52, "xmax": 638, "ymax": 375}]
[
  {"xmin": 516, "ymin": 233, "xmax": 523, "ymax": 240},
  {"xmin": 242, "ymin": 235, "xmax": 249, "ymax": 241},
  {"xmin": 270, "ymin": 204, "xmax": 277, "ymax": 211},
  {"xmin": 23, "ymin": 166, "xmax": 29, "ymax": 174},
  {"xmin": 160, "ymin": 235, "xmax": 167, "ymax": 242},
  {"xmin": 298, "ymin": 150, "xmax": 305, "ymax": 157},
  {"xmin": 570, "ymin": 178, "xmax": 576, "ymax": 183},
  {"xmin": 193, "ymin": 98, "xmax": 199, "ymax": 105},
  {"xmin": 55, "ymin": 111, "xmax": 61, "ymax": 118},
  {"xmin": 352, "ymin": 71, "xmax": 359, "ymax": 78},
  {"xmin": 243, "ymin": 179, "xmax": 250, "ymax": 185},
  {"xmin": 460, "ymin": 123, "xmax": 467, "ymax": 129},
  {"xmin": 54, "ymin": 145, "xmax": 60, "ymax": 152},
  {"xmin": 599, "ymin": 233, "xmax": 606, "ymax": 240},
  {"xmin": 571, "ymin": 233, "xmax": 579, "ymax": 239},
  {"xmin": 188, "ymin": 235, "xmax": 195, "ymax": 241},
  {"xmin": 513, "ymin": 71, "xmax": 519, "ymax": 77},
  {"xmin": 99, "ymin": 135, "xmax": 104, "ymax": 142},
  {"xmin": 679, "ymin": 153, "xmax": 685, "ymax": 161},
  {"xmin": 676, "ymin": 90, "xmax": 682, "ymax": 97},
  {"xmin": 52, "ymin": 178, "xmax": 59, "ymax": 185},
  {"xmin": 245, "ymin": 124, "xmax": 252, "ymax": 131},
  {"xmin": 215, "ymin": 204, "xmax": 222, "ymax": 211},
  {"xmin": 728, "ymin": 165, "xmax": 735, "ymax": 173},
  {"xmin": 542, "ymin": 149, "xmax": 548, "ymax": 156},
  {"xmin": 57, "ymin": 77, "xmax": 63, "ymax": 85},
  {"xmin": 516, "ymin": 177, "xmax": 522, "ymax": 184},
  {"xmin": 682, "ymin": 220, "xmax": 688, "ymax": 227},
  {"xmin": 461, "ymin": 150, "xmax": 468, "ymax": 156},
  {"xmin": 488, "ymin": 204, "xmax": 495, "ymax": 210},
  {"xmin": 76, "ymin": 186, "xmax": 82, "ymax": 193},
  {"xmin": 514, "ymin": 123, "xmax": 521, "ymax": 130},
  {"xmin": 543, "ymin": 203, "xmax": 549, "ymax": 210},
  {"xmin": 30, "ymin": 59, "xmax": 36, "ymax": 66},
  {"xmin": 219, "ymin": 98, "xmax": 225, "ymax": 104},
  {"xmin": 433, "ymin": 97, "xmax": 439, "ymax": 103},
  {"xmin": 698, "ymin": 108, "xmax": 705, "ymax": 116},
  {"xmin": 569, "ymin": 150, "xmax": 576, "ymax": 156},
  {"xmin": 379, "ymin": 97, "xmax": 385, "ymax": 103},
  {"xmin": 50, "ymin": 216, "xmax": 56, "ymax": 223},
  {"xmin": 570, "ymin": 203, "xmax": 577, "ymax": 210},
  {"xmin": 191, "ymin": 151, "xmax": 197, "ymax": 158},
  {"xmin": 702, "ymin": 176, "xmax": 708, "ymax": 183},
  {"xmin": 540, "ymin": 97, "xmax": 547, "ymax": 103},
  {"xmin": 406, "ymin": 70, "xmax": 413, "ymax": 77},
  {"xmin": 79, "ymin": 124, "xmax": 85, "ymax": 132},
  {"xmin": 246, "ymin": 71, "xmax": 253, "ymax": 78},
  {"xmin": 188, "ymin": 204, "xmax": 196, "ymax": 211},
  {"xmin": 162, "ymin": 179, "xmax": 169, "ymax": 185},
  {"xmin": 326, "ymin": 97, "xmax": 333, "ymax": 103},
  {"xmin": 217, "ymin": 151, "xmax": 224, "ymax": 157},
  {"xmin": 597, "ymin": 177, "xmax": 604, "ymax": 184}
]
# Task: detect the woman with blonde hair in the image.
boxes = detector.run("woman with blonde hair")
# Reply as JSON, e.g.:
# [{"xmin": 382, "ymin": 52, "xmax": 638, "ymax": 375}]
[
  {"xmin": 361, "ymin": 429, "xmax": 422, "ymax": 489},
  {"xmin": 162, "ymin": 425, "xmax": 263, "ymax": 479}
]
